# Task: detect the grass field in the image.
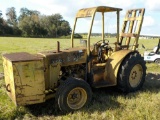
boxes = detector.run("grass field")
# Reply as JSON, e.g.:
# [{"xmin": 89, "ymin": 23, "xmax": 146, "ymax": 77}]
[{"xmin": 0, "ymin": 37, "xmax": 160, "ymax": 120}]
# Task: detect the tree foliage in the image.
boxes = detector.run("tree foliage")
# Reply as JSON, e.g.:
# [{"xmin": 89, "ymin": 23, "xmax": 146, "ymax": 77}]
[
  {"xmin": 0, "ymin": 10, "xmax": 14, "ymax": 35},
  {"xmin": 0, "ymin": 7, "xmax": 71, "ymax": 37},
  {"xmin": 39, "ymin": 14, "xmax": 71, "ymax": 37},
  {"xmin": 6, "ymin": 7, "xmax": 17, "ymax": 27},
  {"xmin": 0, "ymin": 10, "xmax": 2, "ymax": 17},
  {"xmin": 19, "ymin": 14, "xmax": 47, "ymax": 36},
  {"xmin": 19, "ymin": 8, "xmax": 40, "ymax": 21}
]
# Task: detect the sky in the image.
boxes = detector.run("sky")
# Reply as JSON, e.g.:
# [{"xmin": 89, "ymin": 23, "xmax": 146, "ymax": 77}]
[{"xmin": 0, "ymin": 0, "xmax": 160, "ymax": 35}]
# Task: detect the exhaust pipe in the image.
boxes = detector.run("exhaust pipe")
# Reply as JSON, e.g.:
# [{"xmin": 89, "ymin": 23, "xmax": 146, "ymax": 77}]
[{"xmin": 57, "ymin": 41, "xmax": 60, "ymax": 53}]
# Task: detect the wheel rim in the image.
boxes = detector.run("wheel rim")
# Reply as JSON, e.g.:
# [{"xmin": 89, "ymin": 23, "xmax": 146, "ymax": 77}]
[
  {"xmin": 129, "ymin": 64, "xmax": 143, "ymax": 87},
  {"xmin": 67, "ymin": 87, "xmax": 87, "ymax": 110}
]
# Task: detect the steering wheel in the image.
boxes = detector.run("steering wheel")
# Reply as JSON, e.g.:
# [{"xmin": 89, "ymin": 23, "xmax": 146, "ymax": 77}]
[
  {"xmin": 95, "ymin": 40, "xmax": 108, "ymax": 63},
  {"xmin": 95, "ymin": 39, "xmax": 109, "ymax": 45}
]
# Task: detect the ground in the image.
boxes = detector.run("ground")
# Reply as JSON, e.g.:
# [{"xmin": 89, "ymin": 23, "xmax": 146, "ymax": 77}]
[{"xmin": 0, "ymin": 37, "xmax": 160, "ymax": 120}]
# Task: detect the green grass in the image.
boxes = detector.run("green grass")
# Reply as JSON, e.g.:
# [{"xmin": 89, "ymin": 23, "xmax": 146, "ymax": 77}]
[{"xmin": 0, "ymin": 37, "xmax": 160, "ymax": 120}]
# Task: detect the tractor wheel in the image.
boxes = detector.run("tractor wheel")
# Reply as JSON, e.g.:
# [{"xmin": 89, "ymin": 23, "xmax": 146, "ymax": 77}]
[
  {"xmin": 117, "ymin": 52, "xmax": 146, "ymax": 92},
  {"xmin": 155, "ymin": 58, "xmax": 160, "ymax": 64},
  {"xmin": 55, "ymin": 78, "xmax": 92, "ymax": 113}
]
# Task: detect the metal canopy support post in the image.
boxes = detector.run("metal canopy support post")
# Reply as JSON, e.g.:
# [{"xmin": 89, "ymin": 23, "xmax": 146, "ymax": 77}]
[
  {"xmin": 87, "ymin": 13, "xmax": 96, "ymax": 57},
  {"xmin": 87, "ymin": 12, "xmax": 96, "ymax": 75},
  {"xmin": 102, "ymin": 12, "xmax": 105, "ymax": 42},
  {"xmin": 117, "ymin": 10, "xmax": 120, "ymax": 44},
  {"xmin": 71, "ymin": 18, "xmax": 77, "ymax": 48}
]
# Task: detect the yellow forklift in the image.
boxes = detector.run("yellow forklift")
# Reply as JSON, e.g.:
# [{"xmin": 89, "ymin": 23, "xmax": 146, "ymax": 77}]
[{"xmin": 2, "ymin": 6, "xmax": 146, "ymax": 112}]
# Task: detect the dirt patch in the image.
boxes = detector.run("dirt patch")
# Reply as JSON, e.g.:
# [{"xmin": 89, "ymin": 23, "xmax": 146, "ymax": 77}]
[
  {"xmin": 146, "ymin": 72, "xmax": 160, "ymax": 80},
  {"xmin": 143, "ymin": 72, "xmax": 160, "ymax": 91}
]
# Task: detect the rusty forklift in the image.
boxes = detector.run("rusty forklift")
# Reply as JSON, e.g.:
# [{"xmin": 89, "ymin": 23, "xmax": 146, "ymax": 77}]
[{"xmin": 2, "ymin": 6, "xmax": 146, "ymax": 112}]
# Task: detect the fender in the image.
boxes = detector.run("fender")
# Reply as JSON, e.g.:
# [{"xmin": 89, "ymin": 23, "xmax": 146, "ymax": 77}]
[{"xmin": 104, "ymin": 49, "xmax": 134, "ymax": 85}]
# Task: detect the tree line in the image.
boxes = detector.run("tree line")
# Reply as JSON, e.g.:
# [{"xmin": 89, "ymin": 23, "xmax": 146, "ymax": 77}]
[{"xmin": 0, "ymin": 7, "xmax": 71, "ymax": 37}]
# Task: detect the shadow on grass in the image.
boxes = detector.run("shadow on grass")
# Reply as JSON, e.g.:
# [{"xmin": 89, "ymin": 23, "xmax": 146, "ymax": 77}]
[
  {"xmin": 25, "ymin": 98, "xmax": 59, "ymax": 116},
  {"xmin": 25, "ymin": 87, "xmax": 123, "ymax": 117},
  {"xmin": 143, "ymin": 72, "xmax": 160, "ymax": 92},
  {"xmin": 24, "ymin": 86, "xmax": 122, "ymax": 117},
  {"xmin": 25, "ymin": 72, "xmax": 160, "ymax": 117}
]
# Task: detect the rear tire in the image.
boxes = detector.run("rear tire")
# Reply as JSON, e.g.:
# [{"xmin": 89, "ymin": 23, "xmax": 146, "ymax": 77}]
[
  {"xmin": 155, "ymin": 58, "xmax": 160, "ymax": 64},
  {"xmin": 117, "ymin": 52, "xmax": 146, "ymax": 92},
  {"xmin": 55, "ymin": 78, "xmax": 92, "ymax": 113}
]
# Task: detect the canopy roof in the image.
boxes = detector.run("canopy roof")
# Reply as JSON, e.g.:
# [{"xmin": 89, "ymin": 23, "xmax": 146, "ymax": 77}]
[{"xmin": 76, "ymin": 6, "xmax": 122, "ymax": 18}]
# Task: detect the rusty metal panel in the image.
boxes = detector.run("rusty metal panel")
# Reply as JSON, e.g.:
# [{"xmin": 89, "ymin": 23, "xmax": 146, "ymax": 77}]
[
  {"xmin": 91, "ymin": 63, "xmax": 106, "ymax": 88},
  {"xmin": 39, "ymin": 47, "xmax": 87, "ymax": 66},
  {"xmin": 38, "ymin": 47, "xmax": 87, "ymax": 89},
  {"xmin": 3, "ymin": 55, "xmax": 45, "ymax": 106},
  {"xmin": 3, "ymin": 52, "xmax": 42, "ymax": 62}
]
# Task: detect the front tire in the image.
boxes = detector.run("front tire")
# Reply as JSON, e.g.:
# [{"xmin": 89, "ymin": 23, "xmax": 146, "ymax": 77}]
[
  {"xmin": 117, "ymin": 52, "xmax": 146, "ymax": 92},
  {"xmin": 55, "ymin": 78, "xmax": 92, "ymax": 113}
]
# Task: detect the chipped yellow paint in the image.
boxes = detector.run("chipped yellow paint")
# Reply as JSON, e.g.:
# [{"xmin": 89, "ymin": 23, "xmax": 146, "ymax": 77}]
[
  {"xmin": 3, "ymin": 56, "xmax": 45, "ymax": 105},
  {"xmin": 3, "ymin": 57, "xmax": 16, "ymax": 104},
  {"xmin": 76, "ymin": 7, "xmax": 96, "ymax": 18},
  {"xmin": 49, "ymin": 63, "xmax": 61, "ymax": 89},
  {"xmin": 76, "ymin": 6, "xmax": 122, "ymax": 18}
]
